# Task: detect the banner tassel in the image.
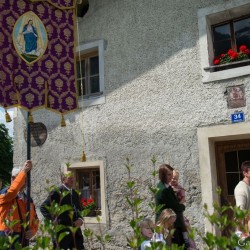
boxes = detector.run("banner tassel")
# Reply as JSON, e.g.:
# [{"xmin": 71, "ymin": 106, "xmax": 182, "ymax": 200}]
[
  {"xmin": 61, "ymin": 114, "xmax": 66, "ymax": 127},
  {"xmin": 81, "ymin": 150, "xmax": 86, "ymax": 162},
  {"xmin": 28, "ymin": 112, "xmax": 34, "ymax": 123},
  {"xmin": 5, "ymin": 110, "xmax": 12, "ymax": 123}
]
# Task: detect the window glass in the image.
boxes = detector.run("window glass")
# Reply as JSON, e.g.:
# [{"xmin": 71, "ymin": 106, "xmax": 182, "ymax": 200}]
[
  {"xmin": 234, "ymin": 17, "xmax": 250, "ymax": 49},
  {"xmin": 238, "ymin": 149, "xmax": 250, "ymax": 167},
  {"xmin": 78, "ymin": 169, "xmax": 101, "ymax": 216},
  {"xmin": 226, "ymin": 173, "xmax": 240, "ymax": 195},
  {"xmin": 213, "ymin": 24, "xmax": 232, "ymax": 56},
  {"xmin": 76, "ymin": 53, "xmax": 100, "ymax": 97},
  {"xmin": 224, "ymin": 149, "xmax": 250, "ymax": 195},
  {"xmin": 224, "ymin": 151, "xmax": 238, "ymax": 172},
  {"xmin": 90, "ymin": 56, "xmax": 99, "ymax": 76},
  {"xmin": 90, "ymin": 76, "xmax": 100, "ymax": 93}
]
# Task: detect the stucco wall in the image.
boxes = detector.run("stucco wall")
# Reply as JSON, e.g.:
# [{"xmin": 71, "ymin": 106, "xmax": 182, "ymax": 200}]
[{"xmin": 13, "ymin": 0, "xmax": 250, "ymax": 248}]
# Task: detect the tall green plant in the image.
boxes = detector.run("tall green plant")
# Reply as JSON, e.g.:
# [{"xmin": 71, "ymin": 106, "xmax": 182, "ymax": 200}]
[
  {"xmin": 200, "ymin": 188, "xmax": 249, "ymax": 250},
  {"xmin": 0, "ymin": 123, "xmax": 13, "ymax": 186}
]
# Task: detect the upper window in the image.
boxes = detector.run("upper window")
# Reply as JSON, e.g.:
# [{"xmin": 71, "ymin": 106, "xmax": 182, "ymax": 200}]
[
  {"xmin": 77, "ymin": 51, "xmax": 101, "ymax": 98},
  {"xmin": 213, "ymin": 16, "xmax": 250, "ymax": 57},
  {"xmin": 198, "ymin": 2, "xmax": 250, "ymax": 82},
  {"xmin": 76, "ymin": 39, "xmax": 105, "ymax": 106},
  {"xmin": 212, "ymin": 16, "xmax": 250, "ymax": 69}
]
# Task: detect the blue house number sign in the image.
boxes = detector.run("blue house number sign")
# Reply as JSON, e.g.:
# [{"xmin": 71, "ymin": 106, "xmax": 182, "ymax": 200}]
[{"xmin": 231, "ymin": 112, "xmax": 245, "ymax": 123}]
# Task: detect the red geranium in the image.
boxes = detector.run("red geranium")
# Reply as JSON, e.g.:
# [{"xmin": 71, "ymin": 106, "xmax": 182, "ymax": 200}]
[
  {"xmin": 239, "ymin": 45, "xmax": 247, "ymax": 52},
  {"xmin": 81, "ymin": 197, "xmax": 95, "ymax": 210},
  {"xmin": 213, "ymin": 58, "xmax": 220, "ymax": 65}
]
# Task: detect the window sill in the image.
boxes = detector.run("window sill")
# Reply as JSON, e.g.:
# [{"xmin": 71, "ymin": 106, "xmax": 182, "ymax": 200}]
[
  {"xmin": 78, "ymin": 94, "xmax": 106, "ymax": 107},
  {"xmin": 83, "ymin": 216, "xmax": 106, "ymax": 224},
  {"xmin": 204, "ymin": 59, "xmax": 250, "ymax": 72},
  {"xmin": 202, "ymin": 64, "xmax": 250, "ymax": 83}
]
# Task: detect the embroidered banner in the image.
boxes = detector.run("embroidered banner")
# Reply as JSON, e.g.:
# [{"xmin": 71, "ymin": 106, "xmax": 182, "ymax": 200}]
[{"xmin": 0, "ymin": 0, "xmax": 78, "ymax": 114}]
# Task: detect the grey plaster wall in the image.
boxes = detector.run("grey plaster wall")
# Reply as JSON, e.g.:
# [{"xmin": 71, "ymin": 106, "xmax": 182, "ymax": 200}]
[{"xmin": 13, "ymin": 0, "xmax": 250, "ymax": 248}]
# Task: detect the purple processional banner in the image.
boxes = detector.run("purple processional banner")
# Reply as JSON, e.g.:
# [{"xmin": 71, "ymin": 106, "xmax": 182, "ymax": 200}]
[{"xmin": 0, "ymin": 0, "xmax": 78, "ymax": 115}]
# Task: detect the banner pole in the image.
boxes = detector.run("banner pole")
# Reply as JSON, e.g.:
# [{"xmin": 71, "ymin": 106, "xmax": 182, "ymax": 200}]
[{"xmin": 24, "ymin": 111, "xmax": 31, "ymax": 247}]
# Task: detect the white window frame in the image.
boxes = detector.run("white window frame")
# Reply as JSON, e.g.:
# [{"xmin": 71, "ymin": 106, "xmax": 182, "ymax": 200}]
[
  {"xmin": 76, "ymin": 39, "xmax": 106, "ymax": 107},
  {"xmin": 66, "ymin": 160, "xmax": 106, "ymax": 224},
  {"xmin": 198, "ymin": 1, "xmax": 250, "ymax": 83}
]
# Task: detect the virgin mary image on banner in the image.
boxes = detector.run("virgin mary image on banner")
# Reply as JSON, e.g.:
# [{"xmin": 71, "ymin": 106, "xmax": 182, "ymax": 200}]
[{"xmin": 13, "ymin": 11, "xmax": 48, "ymax": 64}]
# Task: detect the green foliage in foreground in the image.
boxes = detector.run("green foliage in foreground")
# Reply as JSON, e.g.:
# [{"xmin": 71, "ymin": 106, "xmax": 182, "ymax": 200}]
[
  {"xmin": 0, "ymin": 123, "xmax": 13, "ymax": 186},
  {"xmin": 0, "ymin": 158, "xmax": 249, "ymax": 249}
]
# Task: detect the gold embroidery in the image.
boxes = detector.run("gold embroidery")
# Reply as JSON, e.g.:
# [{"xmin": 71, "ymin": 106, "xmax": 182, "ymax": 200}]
[
  {"xmin": 0, "ymin": 71, "xmax": 7, "ymax": 82},
  {"xmin": 64, "ymin": 0, "xmax": 71, "ymax": 7},
  {"xmin": 55, "ymin": 43, "xmax": 63, "ymax": 56},
  {"xmin": 0, "ymin": 32, "xmax": 4, "ymax": 46},
  {"xmin": 14, "ymin": 75, "xmax": 25, "ymax": 88},
  {"xmin": 25, "ymin": 93, "xmax": 35, "ymax": 106},
  {"xmin": 45, "ymin": 60, "xmax": 54, "ymax": 73},
  {"xmin": 9, "ymin": 91, "xmax": 18, "ymax": 102},
  {"xmin": 6, "ymin": 54, "xmax": 14, "ymax": 67},
  {"xmin": 55, "ymin": 9, "xmax": 63, "ymax": 21},
  {"xmin": 66, "ymin": 96, "xmax": 73, "ymax": 108},
  {"xmin": 6, "ymin": 16, "xmax": 15, "ymax": 28},
  {"xmin": 55, "ymin": 79, "xmax": 63, "ymax": 92},
  {"xmin": 37, "ymin": 4, "xmax": 45, "ymax": 16},
  {"xmin": 35, "ymin": 76, "xmax": 45, "ymax": 89},
  {"xmin": 63, "ymin": 28, "xmax": 71, "ymax": 41},
  {"xmin": 17, "ymin": 0, "xmax": 26, "ymax": 12},
  {"xmin": 46, "ymin": 24, "xmax": 54, "ymax": 38},
  {"xmin": 49, "ymin": 95, "xmax": 55, "ymax": 106},
  {"xmin": 64, "ymin": 62, "xmax": 71, "ymax": 75}
]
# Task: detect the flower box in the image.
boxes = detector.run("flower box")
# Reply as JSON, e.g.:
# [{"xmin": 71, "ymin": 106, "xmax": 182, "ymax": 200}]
[{"xmin": 213, "ymin": 45, "xmax": 250, "ymax": 66}]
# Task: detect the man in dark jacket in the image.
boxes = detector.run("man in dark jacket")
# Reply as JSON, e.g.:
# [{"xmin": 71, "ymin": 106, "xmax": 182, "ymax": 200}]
[
  {"xmin": 155, "ymin": 164, "xmax": 188, "ymax": 248},
  {"xmin": 40, "ymin": 171, "xmax": 84, "ymax": 250}
]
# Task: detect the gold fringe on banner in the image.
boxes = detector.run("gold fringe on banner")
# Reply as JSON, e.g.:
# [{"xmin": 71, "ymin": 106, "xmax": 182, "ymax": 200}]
[
  {"xmin": 5, "ymin": 110, "xmax": 12, "ymax": 123},
  {"xmin": 61, "ymin": 114, "xmax": 66, "ymax": 127},
  {"xmin": 28, "ymin": 112, "xmax": 34, "ymax": 123}
]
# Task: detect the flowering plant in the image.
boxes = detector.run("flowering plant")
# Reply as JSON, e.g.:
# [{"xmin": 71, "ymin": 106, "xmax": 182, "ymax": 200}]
[
  {"xmin": 213, "ymin": 45, "xmax": 250, "ymax": 65},
  {"xmin": 81, "ymin": 197, "xmax": 95, "ymax": 210}
]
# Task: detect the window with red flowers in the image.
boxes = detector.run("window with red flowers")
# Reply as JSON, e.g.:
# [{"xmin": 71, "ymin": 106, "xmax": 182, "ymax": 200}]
[{"xmin": 212, "ymin": 16, "xmax": 250, "ymax": 68}]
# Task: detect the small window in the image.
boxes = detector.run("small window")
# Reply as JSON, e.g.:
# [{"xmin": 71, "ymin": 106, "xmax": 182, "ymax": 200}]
[
  {"xmin": 76, "ymin": 51, "xmax": 101, "ymax": 98},
  {"xmin": 212, "ymin": 16, "xmax": 250, "ymax": 58},
  {"xmin": 68, "ymin": 160, "xmax": 106, "ymax": 223},
  {"xmin": 78, "ymin": 168, "xmax": 101, "ymax": 214},
  {"xmin": 198, "ymin": 3, "xmax": 250, "ymax": 82}
]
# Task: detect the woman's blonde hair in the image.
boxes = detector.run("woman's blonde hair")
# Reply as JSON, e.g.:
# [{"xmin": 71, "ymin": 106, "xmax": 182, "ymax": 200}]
[{"xmin": 156, "ymin": 209, "xmax": 176, "ymax": 227}]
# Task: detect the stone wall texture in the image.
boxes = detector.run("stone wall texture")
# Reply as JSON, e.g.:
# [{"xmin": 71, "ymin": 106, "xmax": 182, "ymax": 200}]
[{"xmin": 13, "ymin": 0, "xmax": 250, "ymax": 249}]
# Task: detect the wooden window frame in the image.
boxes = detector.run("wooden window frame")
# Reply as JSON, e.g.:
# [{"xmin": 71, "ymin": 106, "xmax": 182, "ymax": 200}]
[
  {"xmin": 77, "ymin": 50, "xmax": 102, "ymax": 98},
  {"xmin": 209, "ymin": 15, "xmax": 250, "ymax": 72},
  {"xmin": 66, "ymin": 160, "xmax": 106, "ymax": 224},
  {"xmin": 212, "ymin": 15, "xmax": 250, "ymax": 57},
  {"xmin": 77, "ymin": 168, "xmax": 101, "ymax": 211}
]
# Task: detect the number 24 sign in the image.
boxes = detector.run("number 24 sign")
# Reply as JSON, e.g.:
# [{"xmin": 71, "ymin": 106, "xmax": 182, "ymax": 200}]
[{"xmin": 231, "ymin": 112, "xmax": 245, "ymax": 123}]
